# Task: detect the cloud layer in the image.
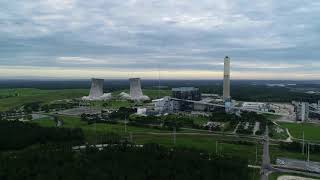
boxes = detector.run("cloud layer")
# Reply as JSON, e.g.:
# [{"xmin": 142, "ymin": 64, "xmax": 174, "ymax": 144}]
[{"xmin": 0, "ymin": 0, "xmax": 319, "ymax": 79}]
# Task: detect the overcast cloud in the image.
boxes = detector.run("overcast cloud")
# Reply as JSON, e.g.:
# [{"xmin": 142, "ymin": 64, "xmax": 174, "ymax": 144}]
[{"xmin": 0, "ymin": 0, "xmax": 319, "ymax": 79}]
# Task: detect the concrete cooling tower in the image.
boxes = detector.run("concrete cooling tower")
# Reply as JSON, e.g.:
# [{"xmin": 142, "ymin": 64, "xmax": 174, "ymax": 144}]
[
  {"xmin": 82, "ymin": 78, "xmax": 112, "ymax": 101},
  {"xmin": 130, "ymin": 78, "xmax": 143, "ymax": 98},
  {"xmin": 89, "ymin": 78, "xmax": 104, "ymax": 98},
  {"xmin": 119, "ymin": 78, "xmax": 150, "ymax": 101}
]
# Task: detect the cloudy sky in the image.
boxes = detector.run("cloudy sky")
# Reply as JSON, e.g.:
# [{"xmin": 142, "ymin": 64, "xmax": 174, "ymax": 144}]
[{"xmin": 0, "ymin": 0, "xmax": 319, "ymax": 79}]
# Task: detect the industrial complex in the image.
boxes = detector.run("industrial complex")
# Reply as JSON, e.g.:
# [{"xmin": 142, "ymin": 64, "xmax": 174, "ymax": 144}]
[
  {"xmin": 1, "ymin": 56, "xmax": 320, "ymax": 180},
  {"xmin": 80, "ymin": 56, "xmax": 320, "ymax": 123}
]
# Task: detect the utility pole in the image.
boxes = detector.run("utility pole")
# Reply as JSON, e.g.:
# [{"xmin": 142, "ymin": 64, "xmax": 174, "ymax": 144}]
[
  {"xmin": 216, "ymin": 141, "xmax": 218, "ymax": 155},
  {"xmin": 94, "ymin": 118, "xmax": 97, "ymax": 145},
  {"xmin": 302, "ymin": 131, "xmax": 305, "ymax": 155},
  {"xmin": 307, "ymin": 143, "xmax": 310, "ymax": 162},
  {"xmin": 124, "ymin": 116, "xmax": 127, "ymax": 133},
  {"xmin": 255, "ymin": 143, "xmax": 258, "ymax": 164},
  {"xmin": 130, "ymin": 132, "xmax": 133, "ymax": 143},
  {"xmin": 173, "ymin": 127, "xmax": 176, "ymax": 145}
]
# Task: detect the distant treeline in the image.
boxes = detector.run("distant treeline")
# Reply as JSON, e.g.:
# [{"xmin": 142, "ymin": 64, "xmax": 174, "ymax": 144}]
[
  {"xmin": 202, "ymin": 84, "xmax": 320, "ymax": 103},
  {"xmin": 0, "ymin": 120, "xmax": 84, "ymax": 151},
  {"xmin": 0, "ymin": 80, "xmax": 319, "ymax": 102},
  {"xmin": 0, "ymin": 143, "xmax": 249, "ymax": 180}
]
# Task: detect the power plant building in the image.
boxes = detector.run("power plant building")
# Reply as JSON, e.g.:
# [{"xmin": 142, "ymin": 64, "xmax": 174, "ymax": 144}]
[
  {"xmin": 293, "ymin": 101, "xmax": 309, "ymax": 122},
  {"xmin": 223, "ymin": 56, "xmax": 231, "ymax": 101},
  {"xmin": 171, "ymin": 87, "xmax": 201, "ymax": 111},
  {"xmin": 172, "ymin": 87, "xmax": 201, "ymax": 101}
]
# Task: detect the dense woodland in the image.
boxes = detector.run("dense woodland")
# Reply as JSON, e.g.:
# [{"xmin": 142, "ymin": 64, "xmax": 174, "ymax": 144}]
[
  {"xmin": 0, "ymin": 120, "xmax": 251, "ymax": 180},
  {"xmin": 0, "ymin": 143, "xmax": 249, "ymax": 180},
  {"xmin": 0, "ymin": 120, "xmax": 84, "ymax": 151}
]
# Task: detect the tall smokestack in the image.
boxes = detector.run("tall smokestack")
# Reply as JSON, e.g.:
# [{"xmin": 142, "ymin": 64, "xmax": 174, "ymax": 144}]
[{"xmin": 223, "ymin": 56, "xmax": 230, "ymax": 100}]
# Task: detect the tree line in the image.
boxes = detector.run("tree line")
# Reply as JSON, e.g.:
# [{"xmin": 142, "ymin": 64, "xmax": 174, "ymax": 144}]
[
  {"xmin": 0, "ymin": 120, "xmax": 84, "ymax": 151},
  {"xmin": 0, "ymin": 143, "xmax": 249, "ymax": 180}
]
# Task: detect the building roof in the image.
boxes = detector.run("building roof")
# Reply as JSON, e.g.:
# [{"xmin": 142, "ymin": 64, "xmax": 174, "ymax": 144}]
[{"xmin": 172, "ymin": 87, "xmax": 199, "ymax": 92}]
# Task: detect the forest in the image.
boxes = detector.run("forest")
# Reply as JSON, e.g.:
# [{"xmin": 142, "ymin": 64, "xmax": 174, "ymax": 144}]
[
  {"xmin": 0, "ymin": 143, "xmax": 249, "ymax": 180},
  {"xmin": 0, "ymin": 119, "xmax": 252, "ymax": 180},
  {"xmin": 0, "ymin": 120, "xmax": 84, "ymax": 151}
]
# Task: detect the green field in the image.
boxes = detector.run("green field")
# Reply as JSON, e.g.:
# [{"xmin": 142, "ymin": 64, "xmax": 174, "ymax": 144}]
[
  {"xmin": 0, "ymin": 88, "xmax": 88, "ymax": 111},
  {"xmin": 32, "ymin": 115, "xmax": 263, "ymax": 164},
  {"xmin": 279, "ymin": 122, "xmax": 320, "ymax": 141},
  {"xmin": 0, "ymin": 88, "xmax": 171, "ymax": 112},
  {"xmin": 32, "ymin": 115, "xmax": 320, "ymax": 165}
]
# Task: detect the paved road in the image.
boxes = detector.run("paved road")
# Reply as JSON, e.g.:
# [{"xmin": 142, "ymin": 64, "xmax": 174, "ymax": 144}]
[{"xmin": 261, "ymin": 126, "xmax": 272, "ymax": 180}]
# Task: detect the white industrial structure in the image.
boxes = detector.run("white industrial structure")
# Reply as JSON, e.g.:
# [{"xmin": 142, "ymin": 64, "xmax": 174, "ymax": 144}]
[
  {"xmin": 242, "ymin": 102, "xmax": 269, "ymax": 112},
  {"xmin": 293, "ymin": 101, "xmax": 310, "ymax": 122},
  {"xmin": 82, "ymin": 78, "xmax": 112, "ymax": 101},
  {"xmin": 153, "ymin": 96, "xmax": 176, "ymax": 114},
  {"xmin": 120, "ymin": 78, "xmax": 150, "ymax": 101},
  {"xmin": 223, "ymin": 56, "xmax": 231, "ymax": 101}
]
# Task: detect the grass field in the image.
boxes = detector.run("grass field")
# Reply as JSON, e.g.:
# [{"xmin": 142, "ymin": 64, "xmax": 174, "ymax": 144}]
[
  {"xmin": 0, "ymin": 88, "xmax": 171, "ymax": 112},
  {"xmin": 0, "ymin": 88, "xmax": 88, "ymax": 111},
  {"xmin": 32, "ymin": 115, "xmax": 320, "ymax": 165},
  {"xmin": 32, "ymin": 115, "xmax": 263, "ymax": 164},
  {"xmin": 89, "ymin": 100, "xmax": 134, "ymax": 109},
  {"xmin": 278, "ymin": 122, "xmax": 320, "ymax": 141}
]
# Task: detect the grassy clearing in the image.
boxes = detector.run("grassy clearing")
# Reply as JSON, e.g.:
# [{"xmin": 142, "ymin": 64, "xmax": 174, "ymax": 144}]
[
  {"xmin": 270, "ymin": 144, "xmax": 320, "ymax": 163},
  {"xmin": 278, "ymin": 122, "xmax": 320, "ymax": 141},
  {"xmin": 33, "ymin": 115, "xmax": 263, "ymax": 164},
  {"xmin": 192, "ymin": 116, "xmax": 209, "ymax": 126},
  {"xmin": 270, "ymin": 124, "xmax": 289, "ymax": 140},
  {"xmin": 32, "ymin": 115, "xmax": 320, "ymax": 165},
  {"xmin": 0, "ymin": 88, "xmax": 170, "ymax": 112},
  {"xmin": 89, "ymin": 100, "xmax": 134, "ymax": 109},
  {"xmin": 0, "ymin": 88, "xmax": 88, "ymax": 111},
  {"xmin": 134, "ymin": 133, "xmax": 262, "ymax": 164},
  {"xmin": 31, "ymin": 118, "xmax": 56, "ymax": 127}
]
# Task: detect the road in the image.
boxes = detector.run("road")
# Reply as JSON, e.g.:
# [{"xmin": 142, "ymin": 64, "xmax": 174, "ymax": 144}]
[{"xmin": 261, "ymin": 126, "xmax": 272, "ymax": 180}]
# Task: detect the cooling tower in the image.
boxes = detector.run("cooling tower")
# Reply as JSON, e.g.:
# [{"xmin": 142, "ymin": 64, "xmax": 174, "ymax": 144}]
[
  {"xmin": 89, "ymin": 78, "xmax": 104, "ymax": 98},
  {"xmin": 130, "ymin": 78, "xmax": 143, "ymax": 99},
  {"xmin": 82, "ymin": 78, "xmax": 112, "ymax": 101},
  {"xmin": 223, "ymin": 56, "xmax": 231, "ymax": 100}
]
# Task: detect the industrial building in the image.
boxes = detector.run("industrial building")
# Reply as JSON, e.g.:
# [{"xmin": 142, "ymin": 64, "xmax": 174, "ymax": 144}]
[
  {"xmin": 171, "ymin": 87, "xmax": 201, "ymax": 111},
  {"xmin": 293, "ymin": 101, "xmax": 310, "ymax": 122},
  {"xmin": 172, "ymin": 87, "xmax": 201, "ymax": 101},
  {"xmin": 241, "ymin": 102, "xmax": 269, "ymax": 112},
  {"xmin": 82, "ymin": 78, "xmax": 112, "ymax": 101},
  {"xmin": 153, "ymin": 96, "xmax": 176, "ymax": 114}
]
